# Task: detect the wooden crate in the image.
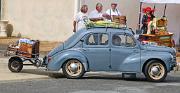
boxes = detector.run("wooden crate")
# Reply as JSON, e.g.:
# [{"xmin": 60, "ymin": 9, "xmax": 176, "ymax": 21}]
[
  {"xmin": 112, "ymin": 16, "xmax": 126, "ymax": 25},
  {"xmin": 18, "ymin": 43, "xmax": 33, "ymax": 58},
  {"xmin": 17, "ymin": 40, "xmax": 40, "ymax": 58}
]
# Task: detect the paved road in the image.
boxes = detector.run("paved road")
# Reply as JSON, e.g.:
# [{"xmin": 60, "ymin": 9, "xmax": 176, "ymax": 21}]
[
  {"xmin": 1, "ymin": 57, "xmax": 180, "ymax": 93},
  {"xmin": 0, "ymin": 73, "xmax": 180, "ymax": 93}
]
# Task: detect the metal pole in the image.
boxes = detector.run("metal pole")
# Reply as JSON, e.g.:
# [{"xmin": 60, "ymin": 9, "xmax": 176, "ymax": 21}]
[
  {"xmin": 153, "ymin": 4, "xmax": 156, "ymax": 15},
  {"xmin": 163, "ymin": 4, "xmax": 167, "ymax": 17},
  {"xmin": 0, "ymin": 0, "xmax": 1, "ymax": 20},
  {"xmin": 138, "ymin": 2, "xmax": 143, "ymax": 30}
]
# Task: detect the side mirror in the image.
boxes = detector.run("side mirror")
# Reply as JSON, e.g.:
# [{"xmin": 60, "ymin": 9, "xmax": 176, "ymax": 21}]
[
  {"xmin": 129, "ymin": 28, "xmax": 135, "ymax": 35},
  {"xmin": 80, "ymin": 39, "xmax": 84, "ymax": 48}
]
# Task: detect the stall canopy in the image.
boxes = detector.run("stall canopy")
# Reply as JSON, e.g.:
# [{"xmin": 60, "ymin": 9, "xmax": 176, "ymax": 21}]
[{"xmin": 140, "ymin": 0, "xmax": 180, "ymax": 4}]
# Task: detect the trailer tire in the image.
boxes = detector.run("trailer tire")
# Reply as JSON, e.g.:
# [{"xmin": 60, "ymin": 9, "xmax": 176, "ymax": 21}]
[{"xmin": 8, "ymin": 59, "xmax": 23, "ymax": 72}]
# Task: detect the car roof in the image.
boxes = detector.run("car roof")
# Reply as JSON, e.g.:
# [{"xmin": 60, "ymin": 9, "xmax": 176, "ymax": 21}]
[
  {"xmin": 78, "ymin": 27, "xmax": 134, "ymax": 35},
  {"xmin": 63, "ymin": 27, "xmax": 134, "ymax": 49}
]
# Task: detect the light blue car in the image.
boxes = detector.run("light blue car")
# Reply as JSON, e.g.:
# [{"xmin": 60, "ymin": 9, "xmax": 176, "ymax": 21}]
[{"xmin": 44, "ymin": 27, "xmax": 177, "ymax": 82}]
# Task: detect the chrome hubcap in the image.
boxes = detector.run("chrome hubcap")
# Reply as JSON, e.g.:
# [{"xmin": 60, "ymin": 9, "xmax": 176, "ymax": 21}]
[
  {"xmin": 70, "ymin": 63, "xmax": 78, "ymax": 72},
  {"xmin": 151, "ymin": 66, "xmax": 160, "ymax": 75}
]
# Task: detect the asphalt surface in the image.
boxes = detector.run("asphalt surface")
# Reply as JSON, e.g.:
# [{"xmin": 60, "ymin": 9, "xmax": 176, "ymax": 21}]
[{"xmin": 0, "ymin": 72, "xmax": 180, "ymax": 93}]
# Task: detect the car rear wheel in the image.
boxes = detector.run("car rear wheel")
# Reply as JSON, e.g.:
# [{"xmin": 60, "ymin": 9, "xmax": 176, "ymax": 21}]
[
  {"xmin": 144, "ymin": 60, "xmax": 167, "ymax": 82},
  {"xmin": 8, "ymin": 59, "xmax": 23, "ymax": 72},
  {"xmin": 62, "ymin": 59, "xmax": 85, "ymax": 79}
]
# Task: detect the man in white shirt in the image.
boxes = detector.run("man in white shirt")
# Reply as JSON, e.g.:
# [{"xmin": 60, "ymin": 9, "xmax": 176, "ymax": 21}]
[
  {"xmin": 89, "ymin": 3, "xmax": 104, "ymax": 21},
  {"xmin": 73, "ymin": 5, "xmax": 88, "ymax": 32},
  {"xmin": 106, "ymin": 3, "xmax": 122, "ymax": 21}
]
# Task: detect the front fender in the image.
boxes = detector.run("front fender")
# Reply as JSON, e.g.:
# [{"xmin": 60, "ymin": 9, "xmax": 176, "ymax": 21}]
[
  {"xmin": 47, "ymin": 50, "xmax": 88, "ymax": 71},
  {"xmin": 141, "ymin": 51, "xmax": 173, "ymax": 72}
]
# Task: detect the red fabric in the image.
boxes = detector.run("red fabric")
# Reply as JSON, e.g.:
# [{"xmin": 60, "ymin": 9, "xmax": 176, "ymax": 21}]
[
  {"xmin": 143, "ymin": 7, "xmax": 155, "ymax": 13},
  {"xmin": 147, "ymin": 15, "xmax": 151, "ymax": 22}
]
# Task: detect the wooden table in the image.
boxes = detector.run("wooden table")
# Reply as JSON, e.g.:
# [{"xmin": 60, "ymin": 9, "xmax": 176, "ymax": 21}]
[{"xmin": 139, "ymin": 33, "xmax": 174, "ymax": 47}]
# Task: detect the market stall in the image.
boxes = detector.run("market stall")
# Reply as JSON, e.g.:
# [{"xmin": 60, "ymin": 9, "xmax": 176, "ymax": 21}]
[{"xmin": 138, "ymin": 0, "xmax": 180, "ymax": 47}]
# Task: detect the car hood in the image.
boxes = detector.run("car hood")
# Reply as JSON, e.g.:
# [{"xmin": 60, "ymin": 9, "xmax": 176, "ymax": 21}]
[{"xmin": 142, "ymin": 45, "xmax": 176, "ymax": 55}]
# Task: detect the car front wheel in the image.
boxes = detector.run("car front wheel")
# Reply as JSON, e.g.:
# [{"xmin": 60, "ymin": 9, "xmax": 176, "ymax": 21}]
[
  {"xmin": 144, "ymin": 60, "xmax": 167, "ymax": 82},
  {"xmin": 62, "ymin": 59, "xmax": 85, "ymax": 79}
]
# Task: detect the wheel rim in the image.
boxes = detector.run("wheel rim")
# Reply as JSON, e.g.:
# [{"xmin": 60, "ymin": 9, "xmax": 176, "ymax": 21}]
[
  {"xmin": 11, "ymin": 61, "xmax": 20, "ymax": 70},
  {"xmin": 65, "ymin": 60, "xmax": 83, "ymax": 77},
  {"xmin": 148, "ymin": 62, "xmax": 165, "ymax": 80}
]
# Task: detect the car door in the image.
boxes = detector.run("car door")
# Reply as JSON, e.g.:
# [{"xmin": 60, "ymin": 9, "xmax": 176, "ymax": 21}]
[
  {"xmin": 110, "ymin": 32, "xmax": 141, "ymax": 72},
  {"xmin": 82, "ymin": 32, "xmax": 111, "ymax": 71}
]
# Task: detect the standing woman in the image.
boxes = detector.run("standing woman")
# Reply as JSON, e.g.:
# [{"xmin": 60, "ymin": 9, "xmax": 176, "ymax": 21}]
[
  {"xmin": 141, "ymin": 7, "xmax": 155, "ymax": 34},
  {"xmin": 73, "ymin": 5, "xmax": 88, "ymax": 32}
]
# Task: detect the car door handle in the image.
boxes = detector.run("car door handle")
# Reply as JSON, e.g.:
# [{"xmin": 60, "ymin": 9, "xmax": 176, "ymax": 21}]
[{"xmin": 81, "ymin": 48, "xmax": 87, "ymax": 51}]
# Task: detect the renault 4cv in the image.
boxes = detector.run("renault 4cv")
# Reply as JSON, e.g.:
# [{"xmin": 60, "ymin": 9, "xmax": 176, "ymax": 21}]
[{"xmin": 42, "ymin": 27, "xmax": 177, "ymax": 82}]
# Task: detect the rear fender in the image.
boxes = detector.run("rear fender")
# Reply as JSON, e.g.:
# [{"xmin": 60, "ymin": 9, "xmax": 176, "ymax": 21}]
[{"xmin": 47, "ymin": 50, "xmax": 89, "ymax": 71}]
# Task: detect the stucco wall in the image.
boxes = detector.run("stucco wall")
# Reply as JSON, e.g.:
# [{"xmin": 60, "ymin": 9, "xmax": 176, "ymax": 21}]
[
  {"xmin": 5, "ymin": 0, "xmax": 75, "ymax": 41},
  {"xmin": 4, "ymin": 0, "xmax": 180, "ymax": 44}
]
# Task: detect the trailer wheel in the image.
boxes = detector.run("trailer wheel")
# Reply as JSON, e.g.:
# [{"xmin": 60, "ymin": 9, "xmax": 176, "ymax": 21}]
[{"xmin": 8, "ymin": 59, "xmax": 23, "ymax": 72}]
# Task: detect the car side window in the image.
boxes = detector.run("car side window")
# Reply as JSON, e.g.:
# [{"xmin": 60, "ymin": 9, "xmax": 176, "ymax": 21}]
[
  {"xmin": 112, "ymin": 34, "xmax": 135, "ymax": 47},
  {"xmin": 112, "ymin": 34, "xmax": 125, "ymax": 46},
  {"xmin": 86, "ymin": 33, "xmax": 108, "ymax": 45},
  {"xmin": 86, "ymin": 33, "xmax": 98, "ymax": 45},
  {"xmin": 126, "ymin": 35, "xmax": 136, "ymax": 47},
  {"xmin": 100, "ymin": 34, "xmax": 108, "ymax": 45}
]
